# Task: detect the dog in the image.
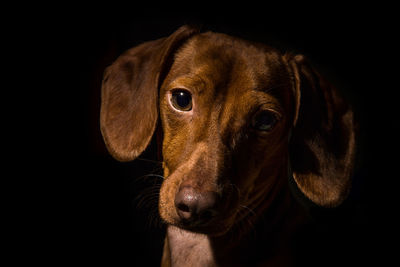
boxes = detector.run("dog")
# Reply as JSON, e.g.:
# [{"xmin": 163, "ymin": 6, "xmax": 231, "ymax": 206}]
[{"xmin": 100, "ymin": 25, "xmax": 356, "ymax": 266}]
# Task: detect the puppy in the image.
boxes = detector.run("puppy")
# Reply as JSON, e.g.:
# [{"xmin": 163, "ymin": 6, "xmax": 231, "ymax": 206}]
[{"xmin": 100, "ymin": 25, "xmax": 356, "ymax": 266}]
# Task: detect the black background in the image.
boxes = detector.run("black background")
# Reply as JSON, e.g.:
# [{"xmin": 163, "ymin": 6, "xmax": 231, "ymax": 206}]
[{"xmin": 13, "ymin": 3, "xmax": 397, "ymax": 266}]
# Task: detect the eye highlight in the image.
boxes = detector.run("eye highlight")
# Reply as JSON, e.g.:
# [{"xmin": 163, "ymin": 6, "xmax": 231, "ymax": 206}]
[
  {"xmin": 170, "ymin": 89, "xmax": 192, "ymax": 111},
  {"xmin": 251, "ymin": 110, "xmax": 278, "ymax": 132}
]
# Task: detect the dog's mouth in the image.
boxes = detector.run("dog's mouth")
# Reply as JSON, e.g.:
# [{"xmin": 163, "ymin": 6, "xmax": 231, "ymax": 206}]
[
  {"xmin": 174, "ymin": 210, "xmax": 234, "ymax": 236},
  {"xmin": 172, "ymin": 210, "xmax": 239, "ymax": 236}
]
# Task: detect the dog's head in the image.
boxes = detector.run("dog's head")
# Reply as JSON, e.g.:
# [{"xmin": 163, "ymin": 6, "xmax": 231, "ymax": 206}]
[{"xmin": 100, "ymin": 26, "xmax": 355, "ymax": 235}]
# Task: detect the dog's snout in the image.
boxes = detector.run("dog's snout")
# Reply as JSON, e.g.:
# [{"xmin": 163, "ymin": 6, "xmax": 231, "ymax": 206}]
[{"xmin": 175, "ymin": 186, "xmax": 218, "ymax": 223}]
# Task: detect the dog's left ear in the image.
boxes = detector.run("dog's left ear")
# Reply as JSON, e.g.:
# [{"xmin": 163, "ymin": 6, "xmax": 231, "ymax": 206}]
[{"xmin": 286, "ymin": 54, "xmax": 356, "ymax": 207}]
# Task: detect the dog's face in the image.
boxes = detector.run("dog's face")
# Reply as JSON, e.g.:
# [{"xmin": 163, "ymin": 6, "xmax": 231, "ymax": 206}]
[
  {"xmin": 100, "ymin": 26, "xmax": 355, "ymax": 236},
  {"xmin": 158, "ymin": 33, "xmax": 294, "ymax": 234}
]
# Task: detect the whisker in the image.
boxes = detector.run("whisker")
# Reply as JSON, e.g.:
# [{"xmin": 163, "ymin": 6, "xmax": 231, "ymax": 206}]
[
  {"xmin": 128, "ymin": 167, "xmax": 166, "ymax": 230},
  {"xmin": 230, "ymin": 183, "xmax": 241, "ymax": 197},
  {"xmin": 137, "ymin": 174, "xmax": 165, "ymax": 181},
  {"xmin": 131, "ymin": 173, "xmax": 165, "ymax": 186},
  {"xmin": 133, "ymin": 184, "xmax": 164, "ymax": 229},
  {"xmin": 135, "ymin": 195, "xmax": 158, "ymax": 210},
  {"xmin": 239, "ymin": 205, "xmax": 257, "ymax": 217},
  {"xmin": 228, "ymin": 204, "xmax": 259, "ymax": 241},
  {"xmin": 133, "ymin": 185, "xmax": 161, "ymax": 208}
]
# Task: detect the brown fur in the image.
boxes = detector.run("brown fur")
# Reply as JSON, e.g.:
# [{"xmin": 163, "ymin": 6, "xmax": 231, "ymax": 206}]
[{"xmin": 100, "ymin": 25, "xmax": 356, "ymax": 266}]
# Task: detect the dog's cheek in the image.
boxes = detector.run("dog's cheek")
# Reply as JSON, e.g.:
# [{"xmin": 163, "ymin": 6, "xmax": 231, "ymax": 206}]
[
  {"xmin": 230, "ymin": 138, "xmax": 280, "ymax": 200},
  {"xmin": 158, "ymin": 173, "xmax": 181, "ymax": 224}
]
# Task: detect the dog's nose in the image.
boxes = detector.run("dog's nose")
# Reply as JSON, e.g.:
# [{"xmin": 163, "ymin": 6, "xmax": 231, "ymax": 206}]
[{"xmin": 175, "ymin": 186, "xmax": 218, "ymax": 223}]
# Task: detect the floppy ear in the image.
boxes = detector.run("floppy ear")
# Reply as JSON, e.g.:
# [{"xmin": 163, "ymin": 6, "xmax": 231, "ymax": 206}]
[
  {"xmin": 100, "ymin": 26, "xmax": 198, "ymax": 161},
  {"xmin": 287, "ymin": 55, "xmax": 356, "ymax": 207}
]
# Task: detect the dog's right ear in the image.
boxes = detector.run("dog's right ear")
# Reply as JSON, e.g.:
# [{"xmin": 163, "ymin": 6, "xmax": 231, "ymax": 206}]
[
  {"xmin": 286, "ymin": 54, "xmax": 356, "ymax": 208},
  {"xmin": 100, "ymin": 26, "xmax": 198, "ymax": 161}
]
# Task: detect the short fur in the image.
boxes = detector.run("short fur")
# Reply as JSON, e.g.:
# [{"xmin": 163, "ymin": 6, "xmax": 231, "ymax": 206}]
[{"xmin": 100, "ymin": 25, "xmax": 356, "ymax": 266}]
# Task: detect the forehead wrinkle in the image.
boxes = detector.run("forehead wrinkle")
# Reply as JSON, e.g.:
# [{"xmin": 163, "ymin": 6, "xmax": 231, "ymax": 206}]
[{"xmin": 168, "ymin": 73, "xmax": 207, "ymax": 94}]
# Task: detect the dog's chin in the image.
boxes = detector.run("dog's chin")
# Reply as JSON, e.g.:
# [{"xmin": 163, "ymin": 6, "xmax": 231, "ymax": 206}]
[{"xmin": 174, "ymin": 220, "xmax": 234, "ymax": 237}]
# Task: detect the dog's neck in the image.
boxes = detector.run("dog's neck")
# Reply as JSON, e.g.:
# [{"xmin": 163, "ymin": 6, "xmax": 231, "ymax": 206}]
[
  {"xmin": 164, "ymin": 168, "xmax": 306, "ymax": 267},
  {"xmin": 166, "ymin": 226, "xmax": 216, "ymax": 267}
]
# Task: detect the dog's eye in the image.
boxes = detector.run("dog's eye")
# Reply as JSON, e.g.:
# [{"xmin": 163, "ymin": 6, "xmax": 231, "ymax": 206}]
[
  {"xmin": 251, "ymin": 111, "xmax": 277, "ymax": 131},
  {"xmin": 171, "ymin": 90, "xmax": 192, "ymax": 111}
]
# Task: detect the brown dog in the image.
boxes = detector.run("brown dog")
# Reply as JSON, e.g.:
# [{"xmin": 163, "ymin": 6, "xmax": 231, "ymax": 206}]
[{"xmin": 100, "ymin": 25, "xmax": 356, "ymax": 266}]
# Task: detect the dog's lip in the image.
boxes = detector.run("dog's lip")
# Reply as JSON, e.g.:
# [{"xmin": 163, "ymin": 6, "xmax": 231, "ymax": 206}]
[
  {"xmin": 171, "ymin": 211, "xmax": 237, "ymax": 236},
  {"xmin": 161, "ymin": 207, "xmax": 233, "ymax": 235},
  {"xmin": 174, "ymin": 221, "xmax": 231, "ymax": 236}
]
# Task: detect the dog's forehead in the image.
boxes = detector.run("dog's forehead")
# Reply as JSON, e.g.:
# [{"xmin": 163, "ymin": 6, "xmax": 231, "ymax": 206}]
[{"xmin": 168, "ymin": 32, "xmax": 289, "ymax": 94}]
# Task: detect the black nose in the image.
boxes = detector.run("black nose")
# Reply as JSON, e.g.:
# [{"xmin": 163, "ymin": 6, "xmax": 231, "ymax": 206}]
[{"xmin": 175, "ymin": 186, "xmax": 218, "ymax": 223}]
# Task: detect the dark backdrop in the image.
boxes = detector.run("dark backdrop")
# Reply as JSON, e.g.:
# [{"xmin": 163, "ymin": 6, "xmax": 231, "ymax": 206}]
[{"xmin": 19, "ymin": 3, "xmax": 397, "ymax": 266}]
